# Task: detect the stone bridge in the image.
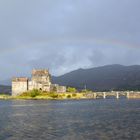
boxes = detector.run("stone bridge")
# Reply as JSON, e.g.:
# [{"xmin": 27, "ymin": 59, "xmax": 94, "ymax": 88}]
[{"xmin": 86, "ymin": 91, "xmax": 140, "ymax": 99}]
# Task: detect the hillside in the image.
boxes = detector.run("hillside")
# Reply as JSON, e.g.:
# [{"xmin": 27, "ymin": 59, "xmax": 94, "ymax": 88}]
[
  {"xmin": 0, "ymin": 85, "xmax": 11, "ymax": 94},
  {"xmin": 1, "ymin": 64, "xmax": 140, "ymax": 92},
  {"xmin": 52, "ymin": 64, "xmax": 140, "ymax": 91}
]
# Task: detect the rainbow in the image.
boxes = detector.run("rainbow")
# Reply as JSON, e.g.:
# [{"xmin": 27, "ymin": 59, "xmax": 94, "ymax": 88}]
[{"xmin": 1, "ymin": 37, "xmax": 139, "ymax": 54}]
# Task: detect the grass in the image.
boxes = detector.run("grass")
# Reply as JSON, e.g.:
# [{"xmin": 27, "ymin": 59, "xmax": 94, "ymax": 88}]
[
  {"xmin": 1, "ymin": 91, "xmax": 140, "ymax": 100},
  {"xmin": 0, "ymin": 89, "xmax": 95, "ymax": 100},
  {"xmin": 0, "ymin": 94, "xmax": 11, "ymax": 99},
  {"xmin": 17, "ymin": 91, "xmax": 86, "ymax": 100},
  {"xmin": 1, "ymin": 89, "xmax": 87, "ymax": 100}
]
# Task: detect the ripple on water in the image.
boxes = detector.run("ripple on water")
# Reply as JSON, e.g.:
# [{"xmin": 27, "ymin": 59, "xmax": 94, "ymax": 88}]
[{"xmin": 0, "ymin": 99, "xmax": 140, "ymax": 140}]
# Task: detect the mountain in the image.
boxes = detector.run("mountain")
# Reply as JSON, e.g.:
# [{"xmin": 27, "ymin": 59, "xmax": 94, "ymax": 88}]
[
  {"xmin": 0, "ymin": 78, "xmax": 11, "ymax": 94},
  {"xmin": 52, "ymin": 64, "xmax": 140, "ymax": 91},
  {"xmin": 1, "ymin": 64, "xmax": 140, "ymax": 92},
  {"xmin": 0, "ymin": 85, "xmax": 11, "ymax": 94},
  {"xmin": 0, "ymin": 79, "xmax": 11, "ymax": 86}
]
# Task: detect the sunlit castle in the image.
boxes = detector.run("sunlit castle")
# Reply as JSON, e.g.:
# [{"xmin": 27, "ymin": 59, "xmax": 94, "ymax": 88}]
[{"xmin": 12, "ymin": 69, "xmax": 66, "ymax": 96}]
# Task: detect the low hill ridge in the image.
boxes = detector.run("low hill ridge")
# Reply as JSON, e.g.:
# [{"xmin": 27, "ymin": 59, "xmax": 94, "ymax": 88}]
[
  {"xmin": 52, "ymin": 64, "xmax": 140, "ymax": 91},
  {"xmin": 1, "ymin": 64, "xmax": 140, "ymax": 93}
]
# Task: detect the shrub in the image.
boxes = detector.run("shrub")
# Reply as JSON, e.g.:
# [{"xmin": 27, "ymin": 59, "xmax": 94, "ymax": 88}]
[
  {"xmin": 67, "ymin": 87, "xmax": 77, "ymax": 93},
  {"xmin": 20, "ymin": 91, "xmax": 30, "ymax": 97},
  {"xmin": 30, "ymin": 89, "xmax": 40, "ymax": 97},
  {"xmin": 67, "ymin": 95, "xmax": 71, "ymax": 98},
  {"xmin": 72, "ymin": 93, "xmax": 77, "ymax": 97},
  {"xmin": 49, "ymin": 92, "xmax": 58, "ymax": 98},
  {"xmin": 81, "ymin": 89, "xmax": 93, "ymax": 93}
]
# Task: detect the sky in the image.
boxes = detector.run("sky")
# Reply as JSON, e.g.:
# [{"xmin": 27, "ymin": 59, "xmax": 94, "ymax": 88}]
[{"xmin": 0, "ymin": 0, "xmax": 140, "ymax": 80}]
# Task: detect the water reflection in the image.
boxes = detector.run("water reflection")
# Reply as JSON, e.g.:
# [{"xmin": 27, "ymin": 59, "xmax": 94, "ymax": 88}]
[{"xmin": 0, "ymin": 99, "xmax": 140, "ymax": 140}]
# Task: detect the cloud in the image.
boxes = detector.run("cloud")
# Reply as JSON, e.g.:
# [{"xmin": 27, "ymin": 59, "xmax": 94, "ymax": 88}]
[{"xmin": 0, "ymin": 0, "xmax": 140, "ymax": 80}]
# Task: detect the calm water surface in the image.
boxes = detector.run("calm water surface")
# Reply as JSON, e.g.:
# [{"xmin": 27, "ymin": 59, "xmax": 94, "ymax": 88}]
[{"xmin": 0, "ymin": 99, "xmax": 140, "ymax": 140}]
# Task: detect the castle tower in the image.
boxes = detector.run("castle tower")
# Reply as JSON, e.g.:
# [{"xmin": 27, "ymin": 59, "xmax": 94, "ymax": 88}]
[
  {"xmin": 28, "ymin": 69, "xmax": 51, "ymax": 91},
  {"xmin": 12, "ymin": 77, "xmax": 28, "ymax": 96}
]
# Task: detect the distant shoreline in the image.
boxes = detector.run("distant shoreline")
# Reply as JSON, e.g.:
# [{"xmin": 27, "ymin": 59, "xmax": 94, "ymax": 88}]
[{"xmin": 0, "ymin": 92, "xmax": 140, "ymax": 100}]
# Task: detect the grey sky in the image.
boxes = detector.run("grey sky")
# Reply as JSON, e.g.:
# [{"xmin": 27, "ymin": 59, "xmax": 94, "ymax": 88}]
[{"xmin": 0, "ymin": 0, "xmax": 140, "ymax": 80}]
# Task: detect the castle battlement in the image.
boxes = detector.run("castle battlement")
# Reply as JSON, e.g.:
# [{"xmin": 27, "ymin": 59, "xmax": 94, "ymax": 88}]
[
  {"xmin": 32, "ymin": 69, "xmax": 49, "ymax": 76},
  {"xmin": 12, "ymin": 77, "xmax": 28, "ymax": 82}
]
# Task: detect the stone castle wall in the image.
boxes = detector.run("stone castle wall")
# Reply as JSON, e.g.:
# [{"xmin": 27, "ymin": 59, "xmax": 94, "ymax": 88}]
[
  {"xmin": 12, "ymin": 69, "xmax": 66, "ymax": 96},
  {"xmin": 12, "ymin": 78, "xmax": 28, "ymax": 96}
]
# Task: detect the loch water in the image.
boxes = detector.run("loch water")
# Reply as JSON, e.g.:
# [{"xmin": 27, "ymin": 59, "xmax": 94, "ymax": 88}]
[{"xmin": 0, "ymin": 99, "xmax": 140, "ymax": 140}]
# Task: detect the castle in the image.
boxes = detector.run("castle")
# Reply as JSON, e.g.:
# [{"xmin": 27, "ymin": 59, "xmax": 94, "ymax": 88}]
[{"xmin": 12, "ymin": 69, "xmax": 66, "ymax": 96}]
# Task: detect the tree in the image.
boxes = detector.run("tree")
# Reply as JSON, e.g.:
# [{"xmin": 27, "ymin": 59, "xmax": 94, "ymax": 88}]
[
  {"xmin": 67, "ymin": 87, "xmax": 77, "ymax": 93},
  {"xmin": 30, "ymin": 89, "xmax": 40, "ymax": 97}
]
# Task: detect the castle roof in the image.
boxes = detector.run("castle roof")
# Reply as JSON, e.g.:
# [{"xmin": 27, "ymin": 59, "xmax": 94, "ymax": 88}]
[
  {"xmin": 32, "ymin": 69, "xmax": 49, "ymax": 76},
  {"xmin": 12, "ymin": 77, "xmax": 28, "ymax": 82}
]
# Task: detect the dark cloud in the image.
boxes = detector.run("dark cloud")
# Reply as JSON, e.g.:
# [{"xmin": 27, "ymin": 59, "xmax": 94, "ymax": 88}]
[{"xmin": 0, "ymin": 0, "xmax": 140, "ymax": 80}]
